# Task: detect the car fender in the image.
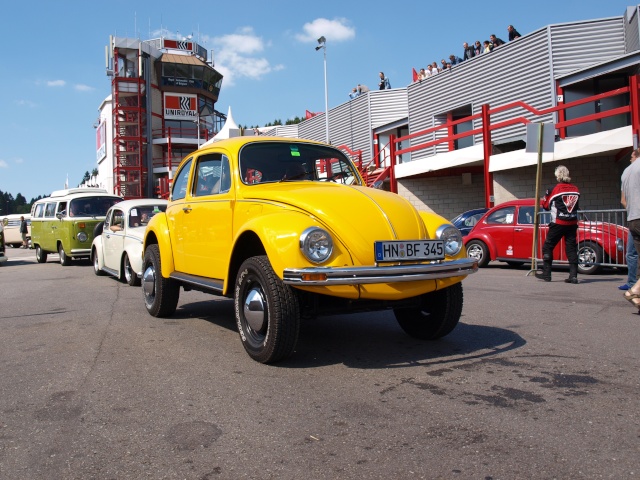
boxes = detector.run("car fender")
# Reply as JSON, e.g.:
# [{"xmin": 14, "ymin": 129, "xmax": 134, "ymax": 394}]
[
  {"xmin": 92, "ymin": 236, "xmax": 105, "ymax": 270},
  {"xmin": 464, "ymin": 232, "xmax": 498, "ymax": 261},
  {"xmin": 234, "ymin": 209, "xmax": 352, "ymax": 279},
  {"xmin": 123, "ymin": 236, "xmax": 144, "ymax": 276},
  {"xmin": 143, "ymin": 212, "xmax": 175, "ymax": 278}
]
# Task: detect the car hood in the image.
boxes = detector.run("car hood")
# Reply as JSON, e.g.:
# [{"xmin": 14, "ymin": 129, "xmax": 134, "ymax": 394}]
[{"xmin": 242, "ymin": 183, "xmax": 433, "ymax": 262}]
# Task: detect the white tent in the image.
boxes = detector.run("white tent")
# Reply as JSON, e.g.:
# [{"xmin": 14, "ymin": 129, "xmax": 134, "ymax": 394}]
[{"xmin": 200, "ymin": 106, "xmax": 239, "ymax": 148}]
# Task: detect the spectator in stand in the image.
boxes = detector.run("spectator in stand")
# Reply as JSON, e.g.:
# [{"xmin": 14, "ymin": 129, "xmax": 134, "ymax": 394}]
[
  {"xmin": 463, "ymin": 42, "xmax": 475, "ymax": 61},
  {"xmin": 490, "ymin": 34, "xmax": 505, "ymax": 48},
  {"xmin": 483, "ymin": 40, "xmax": 492, "ymax": 53},
  {"xmin": 449, "ymin": 54, "xmax": 463, "ymax": 65},
  {"xmin": 445, "ymin": 62, "xmax": 452, "ymax": 71},
  {"xmin": 418, "ymin": 68, "xmax": 428, "ymax": 80},
  {"xmin": 349, "ymin": 87, "xmax": 360, "ymax": 99},
  {"xmin": 378, "ymin": 72, "xmax": 391, "ymax": 90},
  {"xmin": 431, "ymin": 62, "xmax": 440, "ymax": 74},
  {"xmin": 474, "ymin": 40, "xmax": 482, "ymax": 56},
  {"xmin": 358, "ymin": 84, "xmax": 370, "ymax": 94},
  {"xmin": 427, "ymin": 64, "xmax": 436, "ymax": 76},
  {"xmin": 507, "ymin": 25, "xmax": 521, "ymax": 41}
]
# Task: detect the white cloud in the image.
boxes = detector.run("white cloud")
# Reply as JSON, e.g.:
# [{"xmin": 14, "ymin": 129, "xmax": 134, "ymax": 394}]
[
  {"xmin": 208, "ymin": 27, "xmax": 276, "ymax": 87},
  {"xmin": 74, "ymin": 84, "xmax": 93, "ymax": 92},
  {"xmin": 0, "ymin": 160, "xmax": 8, "ymax": 168},
  {"xmin": 47, "ymin": 80, "xmax": 66, "ymax": 87},
  {"xmin": 295, "ymin": 18, "xmax": 355, "ymax": 43}
]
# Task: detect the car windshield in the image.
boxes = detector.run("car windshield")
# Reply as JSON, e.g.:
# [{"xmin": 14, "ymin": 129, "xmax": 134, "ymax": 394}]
[
  {"xmin": 128, "ymin": 204, "xmax": 168, "ymax": 228},
  {"xmin": 69, "ymin": 197, "xmax": 122, "ymax": 217},
  {"xmin": 239, "ymin": 142, "xmax": 361, "ymax": 186}
]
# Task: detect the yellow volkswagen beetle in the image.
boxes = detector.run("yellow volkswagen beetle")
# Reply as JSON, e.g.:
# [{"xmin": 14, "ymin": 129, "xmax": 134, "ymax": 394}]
[{"xmin": 142, "ymin": 137, "xmax": 477, "ymax": 363}]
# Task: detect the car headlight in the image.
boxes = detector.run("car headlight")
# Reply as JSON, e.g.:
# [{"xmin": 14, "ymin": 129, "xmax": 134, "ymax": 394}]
[
  {"xmin": 436, "ymin": 224, "xmax": 462, "ymax": 256},
  {"xmin": 300, "ymin": 227, "xmax": 333, "ymax": 264},
  {"xmin": 616, "ymin": 238, "xmax": 625, "ymax": 252},
  {"xmin": 77, "ymin": 232, "xmax": 88, "ymax": 242}
]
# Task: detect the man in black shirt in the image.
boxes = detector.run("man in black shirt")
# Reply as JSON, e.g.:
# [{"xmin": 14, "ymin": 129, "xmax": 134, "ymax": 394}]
[{"xmin": 507, "ymin": 25, "xmax": 521, "ymax": 41}]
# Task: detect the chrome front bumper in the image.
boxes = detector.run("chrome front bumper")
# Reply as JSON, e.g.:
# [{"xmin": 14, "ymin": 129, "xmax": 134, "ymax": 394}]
[{"xmin": 283, "ymin": 258, "xmax": 478, "ymax": 286}]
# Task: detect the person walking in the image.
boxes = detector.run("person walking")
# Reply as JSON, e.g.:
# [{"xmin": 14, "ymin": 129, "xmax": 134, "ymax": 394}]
[
  {"xmin": 19, "ymin": 216, "xmax": 28, "ymax": 248},
  {"xmin": 622, "ymin": 148, "xmax": 640, "ymax": 310},
  {"xmin": 619, "ymin": 148, "xmax": 639, "ymax": 290},
  {"xmin": 535, "ymin": 165, "xmax": 581, "ymax": 283}
]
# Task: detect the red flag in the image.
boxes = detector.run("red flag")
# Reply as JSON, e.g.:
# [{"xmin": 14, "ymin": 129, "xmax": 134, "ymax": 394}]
[
  {"xmin": 412, "ymin": 68, "xmax": 419, "ymax": 82},
  {"xmin": 305, "ymin": 110, "xmax": 321, "ymax": 119}
]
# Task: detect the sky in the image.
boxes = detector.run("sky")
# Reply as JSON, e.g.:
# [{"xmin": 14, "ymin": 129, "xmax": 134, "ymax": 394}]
[{"xmin": 0, "ymin": 0, "xmax": 635, "ymax": 202}]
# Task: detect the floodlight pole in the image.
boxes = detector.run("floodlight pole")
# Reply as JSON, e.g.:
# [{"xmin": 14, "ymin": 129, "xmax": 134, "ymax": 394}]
[{"xmin": 316, "ymin": 36, "xmax": 330, "ymax": 144}]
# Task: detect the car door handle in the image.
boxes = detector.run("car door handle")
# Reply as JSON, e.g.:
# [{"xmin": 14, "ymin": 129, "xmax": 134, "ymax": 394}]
[
  {"xmin": 515, "ymin": 228, "xmax": 523, "ymax": 231},
  {"xmin": 182, "ymin": 206, "xmax": 192, "ymax": 213}
]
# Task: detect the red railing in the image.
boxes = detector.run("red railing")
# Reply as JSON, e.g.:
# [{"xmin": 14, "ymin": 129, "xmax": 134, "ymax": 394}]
[{"xmin": 380, "ymin": 76, "xmax": 640, "ymax": 202}]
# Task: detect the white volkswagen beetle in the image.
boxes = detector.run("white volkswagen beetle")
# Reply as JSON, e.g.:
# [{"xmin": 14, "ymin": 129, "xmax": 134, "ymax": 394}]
[{"xmin": 92, "ymin": 199, "xmax": 167, "ymax": 285}]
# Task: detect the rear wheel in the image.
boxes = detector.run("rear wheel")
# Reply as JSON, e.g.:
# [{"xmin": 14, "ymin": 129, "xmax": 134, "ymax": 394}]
[
  {"xmin": 58, "ymin": 244, "xmax": 72, "ymax": 266},
  {"xmin": 466, "ymin": 240, "xmax": 490, "ymax": 267},
  {"xmin": 142, "ymin": 244, "xmax": 179, "ymax": 317},
  {"xmin": 235, "ymin": 255, "xmax": 300, "ymax": 363},
  {"xmin": 35, "ymin": 245, "xmax": 47, "ymax": 263},
  {"xmin": 394, "ymin": 283, "xmax": 463, "ymax": 340},
  {"xmin": 577, "ymin": 241, "xmax": 603, "ymax": 275},
  {"xmin": 123, "ymin": 253, "xmax": 140, "ymax": 286}
]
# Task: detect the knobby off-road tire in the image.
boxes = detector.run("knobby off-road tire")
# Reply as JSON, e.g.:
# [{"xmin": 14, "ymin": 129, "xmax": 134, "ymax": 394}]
[
  {"xmin": 394, "ymin": 282, "xmax": 463, "ymax": 340},
  {"xmin": 142, "ymin": 244, "xmax": 179, "ymax": 317},
  {"xmin": 235, "ymin": 255, "xmax": 300, "ymax": 363}
]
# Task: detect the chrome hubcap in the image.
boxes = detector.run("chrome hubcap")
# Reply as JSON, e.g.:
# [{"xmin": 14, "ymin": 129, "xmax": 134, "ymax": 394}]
[
  {"xmin": 142, "ymin": 265, "xmax": 156, "ymax": 301},
  {"xmin": 244, "ymin": 287, "xmax": 266, "ymax": 332}
]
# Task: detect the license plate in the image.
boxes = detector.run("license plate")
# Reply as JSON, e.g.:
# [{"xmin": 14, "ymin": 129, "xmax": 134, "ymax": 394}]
[{"xmin": 374, "ymin": 240, "xmax": 445, "ymax": 262}]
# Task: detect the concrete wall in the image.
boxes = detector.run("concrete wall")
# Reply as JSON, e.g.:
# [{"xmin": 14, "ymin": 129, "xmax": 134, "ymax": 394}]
[
  {"xmin": 493, "ymin": 156, "xmax": 624, "ymax": 210},
  {"xmin": 399, "ymin": 154, "xmax": 626, "ymax": 221},
  {"xmin": 398, "ymin": 173, "xmax": 486, "ymax": 220}
]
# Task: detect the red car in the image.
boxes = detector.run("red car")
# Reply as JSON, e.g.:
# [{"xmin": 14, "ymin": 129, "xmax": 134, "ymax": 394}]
[{"xmin": 464, "ymin": 199, "xmax": 628, "ymax": 274}]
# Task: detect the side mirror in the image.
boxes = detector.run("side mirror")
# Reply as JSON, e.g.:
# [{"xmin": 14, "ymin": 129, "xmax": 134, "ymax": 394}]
[
  {"xmin": 56, "ymin": 211, "xmax": 65, "ymax": 219},
  {"xmin": 372, "ymin": 180, "xmax": 384, "ymax": 189}
]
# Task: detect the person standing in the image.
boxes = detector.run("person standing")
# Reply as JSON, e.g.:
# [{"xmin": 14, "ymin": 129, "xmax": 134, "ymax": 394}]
[
  {"xmin": 378, "ymin": 72, "xmax": 391, "ymax": 90},
  {"xmin": 462, "ymin": 42, "xmax": 475, "ymax": 61},
  {"xmin": 19, "ymin": 216, "xmax": 28, "ymax": 248},
  {"xmin": 619, "ymin": 148, "xmax": 639, "ymax": 290},
  {"xmin": 535, "ymin": 165, "xmax": 581, "ymax": 283},
  {"xmin": 622, "ymin": 148, "xmax": 640, "ymax": 310}
]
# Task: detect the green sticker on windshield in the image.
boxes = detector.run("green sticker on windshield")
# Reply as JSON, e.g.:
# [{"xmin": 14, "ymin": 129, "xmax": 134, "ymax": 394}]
[{"xmin": 290, "ymin": 146, "xmax": 300, "ymax": 157}]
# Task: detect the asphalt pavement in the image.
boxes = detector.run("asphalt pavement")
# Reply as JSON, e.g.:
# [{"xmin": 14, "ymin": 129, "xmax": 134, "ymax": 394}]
[{"xmin": 0, "ymin": 246, "xmax": 638, "ymax": 479}]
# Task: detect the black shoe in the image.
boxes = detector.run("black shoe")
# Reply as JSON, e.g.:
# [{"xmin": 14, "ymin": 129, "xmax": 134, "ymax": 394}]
[
  {"xmin": 535, "ymin": 272, "xmax": 551, "ymax": 282},
  {"xmin": 565, "ymin": 277, "xmax": 578, "ymax": 284}
]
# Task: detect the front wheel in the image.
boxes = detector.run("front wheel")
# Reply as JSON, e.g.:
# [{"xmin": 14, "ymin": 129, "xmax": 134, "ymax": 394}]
[
  {"xmin": 92, "ymin": 248, "xmax": 104, "ymax": 276},
  {"xmin": 35, "ymin": 245, "xmax": 47, "ymax": 263},
  {"xmin": 123, "ymin": 253, "xmax": 140, "ymax": 286},
  {"xmin": 142, "ymin": 244, "xmax": 179, "ymax": 317},
  {"xmin": 394, "ymin": 283, "xmax": 463, "ymax": 340},
  {"xmin": 577, "ymin": 241, "xmax": 603, "ymax": 275},
  {"xmin": 465, "ymin": 240, "xmax": 490, "ymax": 267},
  {"xmin": 235, "ymin": 255, "xmax": 300, "ymax": 363},
  {"xmin": 58, "ymin": 244, "xmax": 72, "ymax": 266}
]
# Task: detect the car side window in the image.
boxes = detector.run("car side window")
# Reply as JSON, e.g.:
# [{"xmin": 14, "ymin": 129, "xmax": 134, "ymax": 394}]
[
  {"xmin": 172, "ymin": 159, "xmax": 192, "ymax": 201},
  {"xmin": 518, "ymin": 206, "xmax": 535, "ymax": 225},
  {"xmin": 486, "ymin": 206, "xmax": 515, "ymax": 225},
  {"xmin": 193, "ymin": 154, "xmax": 222, "ymax": 197},
  {"xmin": 110, "ymin": 210, "xmax": 124, "ymax": 231},
  {"xmin": 34, "ymin": 204, "xmax": 45, "ymax": 218},
  {"xmin": 44, "ymin": 202, "xmax": 57, "ymax": 217}
]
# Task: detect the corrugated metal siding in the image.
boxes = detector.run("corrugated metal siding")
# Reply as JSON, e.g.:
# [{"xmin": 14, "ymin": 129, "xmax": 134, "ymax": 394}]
[
  {"xmin": 625, "ymin": 6, "xmax": 640, "ymax": 53},
  {"xmin": 550, "ymin": 18, "xmax": 626, "ymax": 77},
  {"xmin": 270, "ymin": 124, "xmax": 298, "ymax": 137},
  {"xmin": 407, "ymin": 28, "xmax": 553, "ymax": 161},
  {"xmin": 368, "ymin": 89, "xmax": 408, "ymax": 130}
]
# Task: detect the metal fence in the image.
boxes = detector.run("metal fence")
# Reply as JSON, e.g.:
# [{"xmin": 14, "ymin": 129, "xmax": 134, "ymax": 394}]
[{"xmin": 533, "ymin": 208, "xmax": 629, "ymax": 272}]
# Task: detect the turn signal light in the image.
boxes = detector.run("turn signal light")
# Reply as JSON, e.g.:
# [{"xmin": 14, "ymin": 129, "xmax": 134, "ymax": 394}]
[{"xmin": 301, "ymin": 273, "xmax": 327, "ymax": 282}]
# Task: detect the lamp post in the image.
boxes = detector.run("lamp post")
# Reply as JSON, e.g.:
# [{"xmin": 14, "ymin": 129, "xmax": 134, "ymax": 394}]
[{"xmin": 315, "ymin": 36, "xmax": 329, "ymax": 144}]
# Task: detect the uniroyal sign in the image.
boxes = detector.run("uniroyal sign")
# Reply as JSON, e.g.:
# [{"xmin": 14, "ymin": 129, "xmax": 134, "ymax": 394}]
[{"xmin": 164, "ymin": 93, "xmax": 197, "ymax": 120}]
